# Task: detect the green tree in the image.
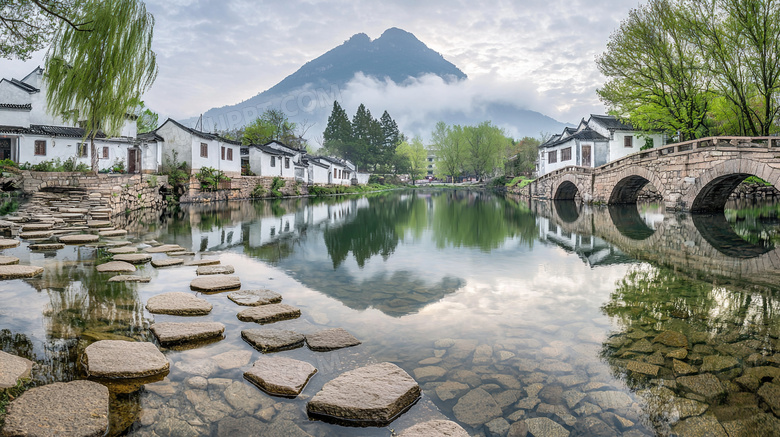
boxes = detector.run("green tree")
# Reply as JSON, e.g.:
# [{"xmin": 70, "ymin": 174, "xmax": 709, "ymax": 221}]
[
  {"xmin": 396, "ymin": 137, "xmax": 427, "ymax": 185},
  {"xmin": 463, "ymin": 121, "xmax": 511, "ymax": 181},
  {"xmin": 133, "ymin": 100, "xmax": 158, "ymax": 133},
  {"xmin": 509, "ymin": 136, "xmax": 541, "ymax": 176},
  {"xmin": 322, "ymin": 101, "xmax": 352, "ymax": 156},
  {"xmin": 429, "ymin": 121, "xmax": 466, "ymax": 183},
  {"xmin": 597, "ymin": 0, "xmax": 710, "ymax": 141},
  {"xmin": 0, "ymin": 0, "xmax": 88, "ymax": 60},
  {"xmin": 351, "ymin": 103, "xmax": 375, "ymax": 170},
  {"xmin": 45, "ymin": 0, "xmax": 157, "ymax": 172},
  {"xmin": 242, "ymin": 108, "xmax": 298, "ymax": 146},
  {"xmin": 378, "ymin": 110, "xmax": 400, "ymax": 171}
]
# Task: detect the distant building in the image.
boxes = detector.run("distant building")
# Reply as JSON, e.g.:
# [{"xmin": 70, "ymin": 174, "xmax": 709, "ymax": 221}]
[
  {"xmin": 426, "ymin": 151, "xmax": 436, "ymax": 178},
  {"xmin": 537, "ymin": 115, "xmax": 666, "ymax": 177},
  {"xmin": 153, "ymin": 118, "xmax": 242, "ymax": 177}
]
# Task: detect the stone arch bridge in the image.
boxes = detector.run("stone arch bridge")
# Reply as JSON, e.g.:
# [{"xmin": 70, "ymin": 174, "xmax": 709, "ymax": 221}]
[{"xmin": 523, "ymin": 137, "xmax": 780, "ymax": 211}]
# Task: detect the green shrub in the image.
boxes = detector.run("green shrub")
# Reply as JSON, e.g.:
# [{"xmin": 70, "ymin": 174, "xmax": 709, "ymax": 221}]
[
  {"xmin": 250, "ymin": 184, "xmax": 267, "ymax": 198},
  {"xmin": 196, "ymin": 167, "xmax": 230, "ymax": 191},
  {"xmin": 270, "ymin": 177, "xmax": 285, "ymax": 197},
  {"xmin": 111, "ymin": 158, "xmax": 125, "ymax": 174},
  {"xmin": 161, "ymin": 150, "xmax": 190, "ymax": 187}
]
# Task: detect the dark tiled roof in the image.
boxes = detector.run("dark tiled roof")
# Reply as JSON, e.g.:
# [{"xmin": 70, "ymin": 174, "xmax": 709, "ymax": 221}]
[
  {"xmin": 138, "ymin": 131, "xmax": 163, "ymax": 142},
  {"xmin": 543, "ymin": 128, "xmax": 608, "ymax": 148},
  {"xmin": 252, "ymin": 144, "xmax": 295, "ymax": 156},
  {"xmin": 589, "ymin": 114, "xmax": 634, "ymax": 130},
  {"xmin": 28, "ymin": 124, "xmax": 106, "ymax": 138},
  {"xmin": 7, "ymin": 78, "xmax": 39, "ymax": 93},
  {"xmin": 0, "ymin": 103, "xmax": 31, "ymax": 110},
  {"xmin": 158, "ymin": 118, "xmax": 241, "ymax": 145},
  {"xmin": 0, "ymin": 125, "xmax": 30, "ymax": 134}
]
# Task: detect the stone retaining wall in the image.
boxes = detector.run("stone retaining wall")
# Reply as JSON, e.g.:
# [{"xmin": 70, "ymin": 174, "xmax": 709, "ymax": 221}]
[{"xmin": 179, "ymin": 176, "xmax": 308, "ymax": 203}]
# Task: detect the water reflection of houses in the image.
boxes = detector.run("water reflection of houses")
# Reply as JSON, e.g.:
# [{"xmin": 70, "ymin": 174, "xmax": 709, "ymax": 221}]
[{"xmin": 538, "ymin": 213, "xmax": 634, "ymax": 267}]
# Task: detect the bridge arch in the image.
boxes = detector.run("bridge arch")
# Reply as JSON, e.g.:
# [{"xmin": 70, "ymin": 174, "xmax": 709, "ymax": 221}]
[
  {"xmin": 608, "ymin": 166, "xmax": 666, "ymax": 204},
  {"xmin": 684, "ymin": 159, "xmax": 780, "ymax": 212},
  {"xmin": 551, "ymin": 174, "xmax": 588, "ymax": 200}
]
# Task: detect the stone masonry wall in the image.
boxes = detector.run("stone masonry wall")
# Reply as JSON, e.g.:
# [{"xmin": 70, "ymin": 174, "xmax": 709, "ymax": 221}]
[{"xmin": 179, "ymin": 176, "xmax": 308, "ymax": 203}]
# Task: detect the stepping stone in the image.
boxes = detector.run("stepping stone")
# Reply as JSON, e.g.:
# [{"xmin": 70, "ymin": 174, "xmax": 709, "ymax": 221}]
[
  {"xmin": 167, "ymin": 251, "xmax": 195, "ymax": 256},
  {"xmin": 152, "ymin": 258, "xmax": 184, "ymax": 268},
  {"xmin": 0, "ymin": 350, "xmax": 33, "ymax": 389},
  {"xmin": 306, "ymin": 328, "xmax": 361, "ymax": 352},
  {"xmin": 244, "ymin": 356, "xmax": 317, "ymax": 397},
  {"xmin": 196, "ymin": 265, "xmax": 235, "ymax": 275},
  {"xmin": 150, "ymin": 322, "xmax": 225, "ymax": 345},
  {"xmin": 307, "ymin": 362, "xmax": 421, "ymax": 426},
  {"xmin": 99, "ymin": 229, "xmax": 127, "ymax": 237},
  {"xmin": 21, "ymin": 223, "xmax": 53, "ymax": 231},
  {"xmin": 227, "ymin": 289, "xmax": 282, "ymax": 306},
  {"xmin": 107, "ymin": 246, "xmax": 138, "ymax": 254},
  {"xmin": 399, "ymin": 420, "xmax": 470, "ymax": 437},
  {"xmin": 0, "ymin": 238, "xmax": 20, "ymax": 248},
  {"xmin": 0, "ymin": 265, "xmax": 44, "ymax": 279},
  {"xmin": 1, "ymin": 380, "xmax": 109, "ymax": 437},
  {"xmin": 242, "ymin": 328, "xmax": 305, "ymax": 352},
  {"xmin": 185, "ymin": 259, "xmax": 220, "ymax": 266},
  {"xmin": 83, "ymin": 340, "xmax": 169, "ymax": 378},
  {"xmin": 87, "ymin": 220, "xmax": 112, "ymax": 228},
  {"xmin": 146, "ymin": 292, "xmax": 212, "ymax": 315},
  {"xmin": 237, "ymin": 304, "xmax": 301, "ymax": 324},
  {"xmin": 0, "ymin": 255, "xmax": 19, "ymax": 265},
  {"xmin": 29, "ymin": 243, "xmax": 64, "ymax": 250},
  {"xmin": 144, "ymin": 244, "xmax": 186, "ymax": 253},
  {"xmin": 59, "ymin": 234, "xmax": 100, "ymax": 244},
  {"xmin": 19, "ymin": 230, "xmax": 53, "ymax": 239},
  {"xmin": 190, "ymin": 275, "xmax": 241, "ymax": 292},
  {"xmin": 112, "ymin": 253, "xmax": 152, "ymax": 264},
  {"xmin": 108, "ymin": 275, "xmax": 151, "ymax": 283},
  {"xmin": 96, "ymin": 261, "xmax": 136, "ymax": 273}
]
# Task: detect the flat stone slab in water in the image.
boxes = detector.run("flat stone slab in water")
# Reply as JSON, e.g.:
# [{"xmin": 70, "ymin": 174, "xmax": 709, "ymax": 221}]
[
  {"xmin": 237, "ymin": 304, "xmax": 301, "ymax": 324},
  {"xmin": 21, "ymin": 223, "xmax": 53, "ymax": 231},
  {"xmin": 242, "ymin": 328, "xmax": 305, "ymax": 352},
  {"xmin": 196, "ymin": 264, "xmax": 235, "ymax": 275},
  {"xmin": 306, "ymin": 328, "xmax": 361, "ymax": 352},
  {"xmin": 59, "ymin": 234, "xmax": 100, "ymax": 244},
  {"xmin": 0, "ymin": 255, "xmax": 19, "ymax": 265},
  {"xmin": 99, "ymin": 229, "xmax": 127, "ymax": 237},
  {"xmin": 244, "ymin": 356, "xmax": 317, "ymax": 397},
  {"xmin": 96, "ymin": 261, "xmax": 136, "ymax": 273},
  {"xmin": 399, "ymin": 420, "xmax": 470, "ymax": 437},
  {"xmin": 146, "ymin": 292, "xmax": 212, "ymax": 315},
  {"xmin": 87, "ymin": 220, "xmax": 112, "ymax": 228},
  {"xmin": 227, "ymin": 289, "xmax": 282, "ymax": 306},
  {"xmin": 29, "ymin": 243, "xmax": 65, "ymax": 250},
  {"xmin": 190, "ymin": 275, "xmax": 241, "ymax": 292},
  {"xmin": 184, "ymin": 259, "xmax": 220, "ymax": 266},
  {"xmin": 307, "ymin": 362, "xmax": 421, "ymax": 426},
  {"xmin": 0, "ymin": 350, "xmax": 33, "ymax": 389},
  {"xmin": 83, "ymin": 340, "xmax": 169, "ymax": 379},
  {"xmin": 107, "ymin": 246, "xmax": 138, "ymax": 254},
  {"xmin": 167, "ymin": 251, "xmax": 195, "ymax": 256},
  {"xmin": 144, "ymin": 244, "xmax": 186, "ymax": 253},
  {"xmin": 2, "ymin": 380, "xmax": 108, "ymax": 437},
  {"xmin": 19, "ymin": 230, "xmax": 53, "ymax": 239},
  {"xmin": 152, "ymin": 258, "xmax": 184, "ymax": 268},
  {"xmin": 112, "ymin": 253, "xmax": 153, "ymax": 264},
  {"xmin": 150, "ymin": 322, "xmax": 225, "ymax": 345},
  {"xmin": 108, "ymin": 275, "xmax": 151, "ymax": 283},
  {"xmin": 0, "ymin": 238, "xmax": 20, "ymax": 248},
  {"xmin": 0, "ymin": 265, "xmax": 44, "ymax": 279}
]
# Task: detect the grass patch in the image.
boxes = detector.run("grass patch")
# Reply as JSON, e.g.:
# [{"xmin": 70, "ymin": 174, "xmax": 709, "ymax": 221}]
[
  {"xmin": 743, "ymin": 176, "xmax": 772, "ymax": 186},
  {"xmin": 308, "ymin": 183, "xmax": 401, "ymax": 197},
  {"xmin": 507, "ymin": 176, "xmax": 534, "ymax": 189}
]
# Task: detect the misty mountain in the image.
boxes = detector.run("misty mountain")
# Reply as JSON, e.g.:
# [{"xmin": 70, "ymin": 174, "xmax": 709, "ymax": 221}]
[{"xmin": 185, "ymin": 28, "xmax": 570, "ymax": 142}]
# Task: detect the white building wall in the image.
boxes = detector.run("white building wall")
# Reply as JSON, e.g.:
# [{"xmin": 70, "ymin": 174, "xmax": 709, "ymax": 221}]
[
  {"xmin": 0, "ymin": 108, "xmax": 30, "ymax": 127},
  {"xmin": 608, "ymin": 132, "xmax": 665, "ymax": 162},
  {"xmin": 539, "ymin": 139, "xmax": 577, "ymax": 175},
  {"xmin": 16, "ymin": 135, "xmax": 133, "ymax": 171},
  {"xmin": 156, "ymin": 122, "xmax": 193, "ymax": 169},
  {"xmin": 0, "ymin": 81, "xmax": 31, "ymax": 106}
]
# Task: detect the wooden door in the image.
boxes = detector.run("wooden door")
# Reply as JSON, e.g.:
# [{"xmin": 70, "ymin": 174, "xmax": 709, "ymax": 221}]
[
  {"xmin": 128, "ymin": 149, "xmax": 138, "ymax": 173},
  {"xmin": 582, "ymin": 145, "xmax": 592, "ymax": 167}
]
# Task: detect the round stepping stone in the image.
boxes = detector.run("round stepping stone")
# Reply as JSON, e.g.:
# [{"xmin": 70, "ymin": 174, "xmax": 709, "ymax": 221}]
[
  {"xmin": 237, "ymin": 304, "xmax": 301, "ymax": 324},
  {"xmin": 146, "ymin": 292, "xmax": 212, "ymax": 315},
  {"xmin": 87, "ymin": 220, "xmax": 112, "ymax": 228},
  {"xmin": 107, "ymin": 246, "xmax": 137, "ymax": 254},
  {"xmin": 0, "ymin": 265, "xmax": 44, "ymax": 279},
  {"xmin": 307, "ymin": 362, "xmax": 421, "ymax": 426},
  {"xmin": 21, "ymin": 223, "xmax": 53, "ymax": 231},
  {"xmin": 0, "ymin": 238, "xmax": 20, "ymax": 248},
  {"xmin": 185, "ymin": 259, "xmax": 220, "ymax": 266},
  {"xmin": 242, "ymin": 328, "xmax": 305, "ymax": 352},
  {"xmin": 19, "ymin": 230, "xmax": 53, "ymax": 239},
  {"xmin": 1, "ymin": 380, "xmax": 108, "ymax": 437},
  {"xmin": 306, "ymin": 328, "xmax": 361, "ymax": 352},
  {"xmin": 112, "ymin": 253, "xmax": 152, "ymax": 264},
  {"xmin": 151, "ymin": 258, "xmax": 184, "ymax": 268},
  {"xmin": 228, "ymin": 289, "xmax": 282, "ymax": 306},
  {"xmin": 108, "ymin": 275, "xmax": 151, "ymax": 283},
  {"xmin": 196, "ymin": 265, "xmax": 235, "ymax": 275},
  {"xmin": 83, "ymin": 340, "xmax": 169, "ymax": 379},
  {"xmin": 190, "ymin": 275, "xmax": 241, "ymax": 292},
  {"xmin": 167, "ymin": 251, "xmax": 195, "ymax": 256},
  {"xmin": 150, "ymin": 322, "xmax": 225, "ymax": 345},
  {"xmin": 144, "ymin": 244, "xmax": 186, "ymax": 253},
  {"xmin": 99, "ymin": 229, "xmax": 127, "ymax": 237},
  {"xmin": 244, "ymin": 356, "xmax": 317, "ymax": 397},
  {"xmin": 0, "ymin": 255, "xmax": 19, "ymax": 265},
  {"xmin": 96, "ymin": 261, "xmax": 136, "ymax": 273},
  {"xmin": 29, "ymin": 243, "xmax": 64, "ymax": 250},
  {"xmin": 399, "ymin": 420, "xmax": 470, "ymax": 437},
  {"xmin": 59, "ymin": 234, "xmax": 100, "ymax": 244},
  {"xmin": 0, "ymin": 350, "xmax": 33, "ymax": 389}
]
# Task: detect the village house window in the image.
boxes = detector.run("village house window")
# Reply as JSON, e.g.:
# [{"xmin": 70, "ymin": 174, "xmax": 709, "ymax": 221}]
[
  {"xmin": 271, "ymin": 156, "xmax": 276, "ymax": 167},
  {"xmin": 548, "ymin": 150, "xmax": 557, "ymax": 163},
  {"xmin": 285, "ymin": 157, "xmax": 290, "ymax": 169},
  {"xmin": 561, "ymin": 147, "xmax": 572, "ymax": 161},
  {"xmin": 227, "ymin": 148, "xmax": 233, "ymax": 161},
  {"xmin": 221, "ymin": 146, "xmax": 225, "ymax": 160},
  {"xmin": 34, "ymin": 140, "xmax": 46, "ymax": 156},
  {"xmin": 200, "ymin": 143, "xmax": 208, "ymax": 158},
  {"xmin": 102, "ymin": 146, "xmax": 109, "ymax": 159},
  {"xmin": 624, "ymin": 136, "xmax": 633, "ymax": 148},
  {"xmin": 78, "ymin": 143, "xmax": 88, "ymax": 157}
]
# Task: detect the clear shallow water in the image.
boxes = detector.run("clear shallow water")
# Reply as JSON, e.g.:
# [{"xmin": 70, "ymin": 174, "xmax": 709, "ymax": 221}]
[{"xmin": 1, "ymin": 190, "xmax": 780, "ymax": 436}]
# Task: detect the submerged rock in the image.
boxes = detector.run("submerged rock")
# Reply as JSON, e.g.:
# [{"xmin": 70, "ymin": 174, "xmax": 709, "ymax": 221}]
[
  {"xmin": 676, "ymin": 373, "xmax": 726, "ymax": 400},
  {"xmin": 398, "ymin": 420, "xmax": 469, "ymax": 437},
  {"xmin": 83, "ymin": 340, "xmax": 169, "ymax": 379},
  {"xmin": 673, "ymin": 415, "xmax": 727, "ymax": 436},
  {"xmin": 452, "ymin": 387, "xmax": 502, "ymax": 427},
  {"xmin": 305, "ymin": 328, "xmax": 361, "ymax": 351},
  {"xmin": 700, "ymin": 355, "xmax": 740, "ymax": 373},
  {"xmin": 758, "ymin": 383, "xmax": 780, "ymax": 416},
  {"xmin": 0, "ymin": 350, "xmax": 33, "ymax": 389},
  {"xmin": 524, "ymin": 417, "xmax": 570, "ymax": 437},
  {"xmin": 243, "ymin": 356, "xmax": 317, "ymax": 397}
]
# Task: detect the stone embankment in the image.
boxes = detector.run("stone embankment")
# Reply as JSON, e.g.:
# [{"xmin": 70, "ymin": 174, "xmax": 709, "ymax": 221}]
[{"xmin": 180, "ymin": 175, "xmax": 307, "ymax": 203}]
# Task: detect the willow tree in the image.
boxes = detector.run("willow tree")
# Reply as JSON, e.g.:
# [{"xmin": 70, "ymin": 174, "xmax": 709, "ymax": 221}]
[{"xmin": 45, "ymin": 0, "xmax": 157, "ymax": 171}]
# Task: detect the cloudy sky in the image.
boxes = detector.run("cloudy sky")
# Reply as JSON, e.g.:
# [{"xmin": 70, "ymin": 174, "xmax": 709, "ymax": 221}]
[{"xmin": 1, "ymin": 0, "xmax": 639, "ymax": 128}]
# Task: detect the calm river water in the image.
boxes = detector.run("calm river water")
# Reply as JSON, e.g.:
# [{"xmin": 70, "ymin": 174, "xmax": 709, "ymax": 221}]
[{"xmin": 1, "ymin": 189, "xmax": 780, "ymax": 436}]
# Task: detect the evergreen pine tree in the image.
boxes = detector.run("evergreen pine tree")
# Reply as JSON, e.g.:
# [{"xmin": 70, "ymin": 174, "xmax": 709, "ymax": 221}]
[
  {"xmin": 379, "ymin": 110, "xmax": 400, "ymax": 171},
  {"xmin": 351, "ymin": 103, "xmax": 375, "ymax": 169},
  {"xmin": 323, "ymin": 101, "xmax": 352, "ymax": 156}
]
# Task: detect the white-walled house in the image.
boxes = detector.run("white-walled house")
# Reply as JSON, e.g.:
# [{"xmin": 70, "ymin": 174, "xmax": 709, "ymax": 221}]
[
  {"xmin": 537, "ymin": 115, "xmax": 666, "ymax": 177},
  {"xmin": 0, "ymin": 67, "xmax": 141, "ymax": 171},
  {"xmin": 154, "ymin": 118, "xmax": 241, "ymax": 177},
  {"xmin": 247, "ymin": 143, "xmax": 297, "ymax": 179},
  {"xmin": 309, "ymin": 156, "xmax": 352, "ymax": 186}
]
